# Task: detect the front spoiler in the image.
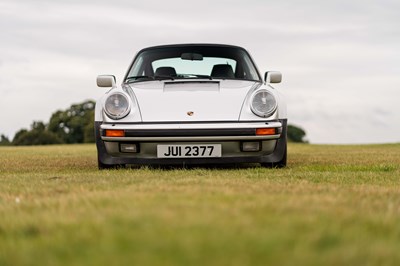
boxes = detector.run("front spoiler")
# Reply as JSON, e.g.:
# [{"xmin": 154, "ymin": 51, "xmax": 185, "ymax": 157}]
[{"xmin": 95, "ymin": 119, "xmax": 287, "ymax": 166}]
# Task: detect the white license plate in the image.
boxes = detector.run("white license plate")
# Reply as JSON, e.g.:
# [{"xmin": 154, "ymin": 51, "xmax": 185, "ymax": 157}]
[{"xmin": 157, "ymin": 144, "xmax": 221, "ymax": 158}]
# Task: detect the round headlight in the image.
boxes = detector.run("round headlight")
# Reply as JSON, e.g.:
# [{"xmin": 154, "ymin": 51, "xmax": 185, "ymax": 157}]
[
  {"xmin": 250, "ymin": 90, "xmax": 277, "ymax": 117},
  {"xmin": 104, "ymin": 92, "xmax": 131, "ymax": 119}
]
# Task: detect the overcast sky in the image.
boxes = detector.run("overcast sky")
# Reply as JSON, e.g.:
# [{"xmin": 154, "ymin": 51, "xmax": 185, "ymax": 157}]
[{"xmin": 1, "ymin": 0, "xmax": 399, "ymax": 144}]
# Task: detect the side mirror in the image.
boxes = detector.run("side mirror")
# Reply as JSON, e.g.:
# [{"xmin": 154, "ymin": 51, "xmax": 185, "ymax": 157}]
[
  {"xmin": 264, "ymin": 71, "xmax": 282, "ymax": 84},
  {"xmin": 97, "ymin": 75, "xmax": 116, "ymax": 88}
]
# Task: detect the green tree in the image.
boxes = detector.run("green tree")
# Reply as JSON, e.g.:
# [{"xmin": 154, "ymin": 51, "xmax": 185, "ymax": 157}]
[
  {"xmin": 12, "ymin": 121, "xmax": 63, "ymax": 146},
  {"xmin": 84, "ymin": 117, "xmax": 95, "ymax": 143},
  {"xmin": 287, "ymin": 124, "xmax": 307, "ymax": 143},
  {"xmin": 12, "ymin": 129, "xmax": 28, "ymax": 144},
  {"xmin": 48, "ymin": 100, "xmax": 95, "ymax": 143},
  {"xmin": 0, "ymin": 134, "xmax": 11, "ymax": 146}
]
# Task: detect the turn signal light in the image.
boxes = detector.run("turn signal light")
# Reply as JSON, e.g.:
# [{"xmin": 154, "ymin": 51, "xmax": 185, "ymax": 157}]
[
  {"xmin": 105, "ymin": 129, "xmax": 125, "ymax": 137},
  {"xmin": 256, "ymin": 128, "xmax": 276, "ymax": 136}
]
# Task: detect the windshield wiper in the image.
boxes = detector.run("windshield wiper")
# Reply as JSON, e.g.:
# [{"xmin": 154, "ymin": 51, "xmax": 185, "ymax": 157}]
[
  {"xmin": 125, "ymin": 76, "xmax": 155, "ymax": 83},
  {"xmin": 192, "ymin": 74, "xmax": 213, "ymax": 80},
  {"xmin": 180, "ymin": 74, "xmax": 213, "ymax": 80},
  {"xmin": 126, "ymin": 75, "xmax": 175, "ymax": 83}
]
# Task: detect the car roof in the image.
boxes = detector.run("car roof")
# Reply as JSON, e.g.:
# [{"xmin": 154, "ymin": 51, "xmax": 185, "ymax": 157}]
[{"xmin": 137, "ymin": 43, "xmax": 248, "ymax": 53}]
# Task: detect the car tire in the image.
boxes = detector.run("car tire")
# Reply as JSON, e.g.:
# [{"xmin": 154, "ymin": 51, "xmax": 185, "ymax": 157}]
[
  {"xmin": 98, "ymin": 159, "xmax": 125, "ymax": 170},
  {"xmin": 261, "ymin": 143, "xmax": 287, "ymax": 168}
]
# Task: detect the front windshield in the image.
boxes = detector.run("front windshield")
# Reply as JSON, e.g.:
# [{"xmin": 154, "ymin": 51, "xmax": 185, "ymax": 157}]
[{"xmin": 125, "ymin": 45, "xmax": 261, "ymax": 82}]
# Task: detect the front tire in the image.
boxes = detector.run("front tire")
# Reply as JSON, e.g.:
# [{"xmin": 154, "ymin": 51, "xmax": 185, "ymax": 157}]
[
  {"xmin": 98, "ymin": 159, "xmax": 110, "ymax": 170},
  {"xmin": 261, "ymin": 142, "xmax": 287, "ymax": 168},
  {"xmin": 98, "ymin": 159, "xmax": 125, "ymax": 170}
]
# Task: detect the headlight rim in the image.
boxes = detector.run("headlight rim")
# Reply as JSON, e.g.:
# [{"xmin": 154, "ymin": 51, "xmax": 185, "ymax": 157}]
[
  {"xmin": 103, "ymin": 91, "xmax": 131, "ymax": 120},
  {"xmin": 250, "ymin": 89, "xmax": 277, "ymax": 118}
]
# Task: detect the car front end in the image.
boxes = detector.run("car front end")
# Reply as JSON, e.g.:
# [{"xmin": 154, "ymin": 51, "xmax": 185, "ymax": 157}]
[{"xmin": 95, "ymin": 44, "xmax": 287, "ymax": 168}]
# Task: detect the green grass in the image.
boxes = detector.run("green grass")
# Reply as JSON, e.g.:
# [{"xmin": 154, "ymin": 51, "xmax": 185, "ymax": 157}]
[{"xmin": 0, "ymin": 143, "xmax": 400, "ymax": 266}]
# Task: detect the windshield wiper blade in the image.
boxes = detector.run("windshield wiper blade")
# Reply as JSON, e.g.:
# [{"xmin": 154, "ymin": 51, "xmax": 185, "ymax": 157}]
[
  {"xmin": 182, "ymin": 74, "xmax": 213, "ymax": 80},
  {"xmin": 194, "ymin": 74, "xmax": 213, "ymax": 80},
  {"xmin": 126, "ymin": 75, "xmax": 175, "ymax": 82},
  {"xmin": 125, "ymin": 76, "xmax": 155, "ymax": 83}
]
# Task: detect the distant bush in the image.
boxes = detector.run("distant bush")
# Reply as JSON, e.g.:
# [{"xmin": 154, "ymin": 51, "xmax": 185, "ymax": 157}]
[
  {"xmin": 12, "ymin": 121, "xmax": 63, "ymax": 146},
  {"xmin": 11, "ymin": 100, "xmax": 95, "ymax": 146},
  {"xmin": 0, "ymin": 134, "xmax": 11, "ymax": 146},
  {"xmin": 48, "ymin": 101, "xmax": 95, "ymax": 144},
  {"xmin": 287, "ymin": 124, "xmax": 308, "ymax": 143}
]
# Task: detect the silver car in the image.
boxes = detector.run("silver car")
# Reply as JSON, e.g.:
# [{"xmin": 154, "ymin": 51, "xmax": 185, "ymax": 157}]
[{"xmin": 95, "ymin": 44, "xmax": 287, "ymax": 169}]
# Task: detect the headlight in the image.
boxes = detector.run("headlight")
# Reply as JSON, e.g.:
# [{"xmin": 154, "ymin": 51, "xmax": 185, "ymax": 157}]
[
  {"xmin": 250, "ymin": 89, "xmax": 277, "ymax": 117},
  {"xmin": 104, "ymin": 92, "xmax": 131, "ymax": 119}
]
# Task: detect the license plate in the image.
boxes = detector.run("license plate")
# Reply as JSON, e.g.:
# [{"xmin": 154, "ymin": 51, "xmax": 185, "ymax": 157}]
[{"xmin": 157, "ymin": 144, "xmax": 221, "ymax": 158}]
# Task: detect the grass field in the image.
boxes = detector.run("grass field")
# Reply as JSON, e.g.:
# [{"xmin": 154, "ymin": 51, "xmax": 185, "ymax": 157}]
[{"xmin": 1, "ymin": 143, "xmax": 400, "ymax": 266}]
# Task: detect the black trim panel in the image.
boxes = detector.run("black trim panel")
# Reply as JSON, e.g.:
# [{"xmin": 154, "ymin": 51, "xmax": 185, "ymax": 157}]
[
  {"xmin": 101, "ymin": 120, "xmax": 279, "ymax": 125},
  {"xmin": 103, "ymin": 128, "xmax": 262, "ymax": 137},
  {"xmin": 95, "ymin": 119, "xmax": 288, "ymax": 167}
]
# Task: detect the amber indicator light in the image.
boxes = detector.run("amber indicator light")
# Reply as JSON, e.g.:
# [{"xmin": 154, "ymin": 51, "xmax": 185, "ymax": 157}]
[
  {"xmin": 256, "ymin": 128, "xmax": 276, "ymax": 136},
  {"xmin": 105, "ymin": 129, "xmax": 125, "ymax": 137}
]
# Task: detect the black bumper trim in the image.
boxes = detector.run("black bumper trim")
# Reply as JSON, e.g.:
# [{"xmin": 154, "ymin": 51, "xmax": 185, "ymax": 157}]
[
  {"xmin": 101, "ymin": 120, "xmax": 280, "ymax": 125},
  {"xmin": 102, "ymin": 128, "xmax": 269, "ymax": 137},
  {"xmin": 95, "ymin": 119, "xmax": 287, "ymax": 167}
]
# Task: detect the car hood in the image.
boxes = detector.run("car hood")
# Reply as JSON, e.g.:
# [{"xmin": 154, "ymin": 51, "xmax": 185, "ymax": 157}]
[{"xmin": 127, "ymin": 80, "xmax": 259, "ymax": 122}]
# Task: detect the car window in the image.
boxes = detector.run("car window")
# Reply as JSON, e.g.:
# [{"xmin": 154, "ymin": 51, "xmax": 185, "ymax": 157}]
[
  {"xmin": 129, "ymin": 55, "xmax": 144, "ymax": 76},
  {"xmin": 152, "ymin": 57, "xmax": 237, "ymax": 76},
  {"xmin": 126, "ymin": 45, "xmax": 261, "ymax": 82}
]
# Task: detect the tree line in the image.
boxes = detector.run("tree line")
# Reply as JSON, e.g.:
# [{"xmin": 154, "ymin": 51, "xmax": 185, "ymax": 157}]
[
  {"xmin": 0, "ymin": 100, "xmax": 307, "ymax": 146},
  {"xmin": 0, "ymin": 100, "xmax": 95, "ymax": 146}
]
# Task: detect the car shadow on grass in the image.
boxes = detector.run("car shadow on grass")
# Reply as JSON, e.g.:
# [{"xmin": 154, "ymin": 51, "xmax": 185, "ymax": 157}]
[{"xmin": 124, "ymin": 163, "xmax": 277, "ymax": 170}]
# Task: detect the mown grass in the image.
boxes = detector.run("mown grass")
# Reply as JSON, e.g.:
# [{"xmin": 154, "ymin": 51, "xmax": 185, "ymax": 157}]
[{"xmin": 0, "ymin": 143, "xmax": 399, "ymax": 266}]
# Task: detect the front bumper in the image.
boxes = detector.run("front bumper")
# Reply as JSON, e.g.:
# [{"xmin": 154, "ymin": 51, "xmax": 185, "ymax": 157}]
[{"xmin": 95, "ymin": 120, "xmax": 287, "ymax": 166}]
